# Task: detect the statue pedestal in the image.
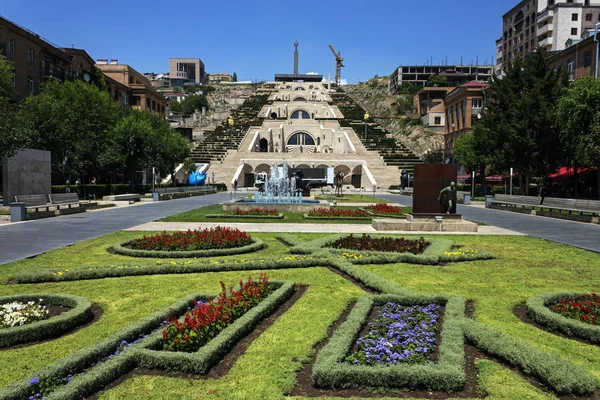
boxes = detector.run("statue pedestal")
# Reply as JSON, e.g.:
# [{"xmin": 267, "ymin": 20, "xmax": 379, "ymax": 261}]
[{"xmin": 372, "ymin": 213, "xmax": 478, "ymax": 232}]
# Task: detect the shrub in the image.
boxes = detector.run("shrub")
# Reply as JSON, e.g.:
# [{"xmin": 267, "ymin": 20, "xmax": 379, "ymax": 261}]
[
  {"xmin": 325, "ymin": 234, "xmax": 428, "ymax": 254},
  {"xmin": 128, "ymin": 227, "xmax": 253, "ymax": 252},
  {"xmin": 308, "ymin": 208, "xmax": 369, "ymax": 218},
  {"xmin": 365, "ymin": 203, "xmax": 404, "ymax": 216},
  {"xmin": 232, "ymin": 208, "xmax": 279, "ymax": 216}
]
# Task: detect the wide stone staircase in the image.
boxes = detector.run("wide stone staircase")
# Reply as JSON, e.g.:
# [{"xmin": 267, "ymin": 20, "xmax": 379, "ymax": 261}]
[
  {"xmin": 331, "ymin": 90, "xmax": 422, "ymax": 174},
  {"xmin": 190, "ymin": 94, "xmax": 271, "ymax": 164}
]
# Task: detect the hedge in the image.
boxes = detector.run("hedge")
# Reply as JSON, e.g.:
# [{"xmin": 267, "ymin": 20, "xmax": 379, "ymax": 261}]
[
  {"xmin": 0, "ymin": 293, "xmax": 93, "ymax": 348},
  {"xmin": 302, "ymin": 214, "xmax": 372, "ymax": 221},
  {"xmin": 0, "ymin": 293, "xmax": 204, "ymax": 400},
  {"xmin": 134, "ymin": 281, "xmax": 295, "ymax": 373},
  {"xmin": 158, "ymin": 189, "xmax": 216, "ymax": 201},
  {"xmin": 11, "ymin": 257, "xmax": 321, "ymax": 284},
  {"xmin": 205, "ymin": 213, "xmax": 284, "ymax": 220},
  {"xmin": 112, "ymin": 238, "xmax": 265, "ymax": 258},
  {"xmin": 358, "ymin": 208, "xmax": 407, "ymax": 219},
  {"xmin": 312, "ymin": 293, "xmax": 465, "ymax": 391},
  {"xmin": 0, "ymin": 281, "xmax": 295, "ymax": 400},
  {"xmin": 462, "ymin": 319, "xmax": 596, "ymax": 396},
  {"xmin": 51, "ymin": 184, "xmax": 152, "ymax": 198},
  {"xmin": 525, "ymin": 291, "xmax": 600, "ymax": 344}
]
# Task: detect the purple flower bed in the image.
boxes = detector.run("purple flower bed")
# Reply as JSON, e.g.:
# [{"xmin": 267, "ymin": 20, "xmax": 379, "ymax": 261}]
[{"xmin": 346, "ymin": 302, "xmax": 440, "ymax": 366}]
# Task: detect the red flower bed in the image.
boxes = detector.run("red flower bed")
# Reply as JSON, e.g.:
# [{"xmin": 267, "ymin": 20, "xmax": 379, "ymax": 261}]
[
  {"xmin": 550, "ymin": 293, "xmax": 600, "ymax": 325},
  {"xmin": 162, "ymin": 274, "xmax": 274, "ymax": 352},
  {"xmin": 366, "ymin": 203, "xmax": 404, "ymax": 216},
  {"xmin": 128, "ymin": 226, "xmax": 253, "ymax": 251},
  {"xmin": 325, "ymin": 234, "xmax": 429, "ymax": 254},
  {"xmin": 308, "ymin": 207, "xmax": 369, "ymax": 218},
  {"xmin": 232, "ymin": 207, "xmax": 279, "ymax": 216}
]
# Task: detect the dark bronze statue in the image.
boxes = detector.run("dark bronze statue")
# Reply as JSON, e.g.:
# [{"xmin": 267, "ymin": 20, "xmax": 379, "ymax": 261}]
[{"xmin": 438, "ymin": 181, "xmax": 457, "ymax": 214}]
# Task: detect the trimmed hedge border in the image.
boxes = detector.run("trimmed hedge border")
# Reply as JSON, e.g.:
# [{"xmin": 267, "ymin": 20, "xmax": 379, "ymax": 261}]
[
  {"xmin": 290, "ymin": 234, "xmax": 453, "ymax": 265},
  {"xmin": 0, "ymin": 293, "xmax": 93, "ymax": 348},
  {"xmin": 134, "ymin": 280, "xmax": 295, "ymax": 373},
  {"xmin": 525, "ymin": 291, "xmax": 600, "ymax": 344},
  {"xmin": 302, "ymin": 213, "xmax": 372, "ymax": 221},
  {"xmin": 0, "ymin": 281, "xmax": 295, "ymax": 400},
  {"xmin": 111, "ymin": 238, "xmax": 265, "ymax": 258},
  {"xmin": 462, "ymin": 318, "xmax": 596, "ymax": 396},
  {"xmin": 313, "ymin": 293, "xmax": 465, "ymax": 391},
  {"xmin": 438, "ymin": 250, "xmax": 494, "ymax": 263},
  {"xmin": 158, "ymin": 189, "xmax": 216, "ymax": 201},
  {"xmin": 205, "ymin": 213, "xmax": 284, "ymax": 220}
]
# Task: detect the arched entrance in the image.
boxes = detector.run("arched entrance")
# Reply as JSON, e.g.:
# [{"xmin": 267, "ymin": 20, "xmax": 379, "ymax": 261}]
[{"xmin": 259, "ymin": 138, "xmax": 268, "ymax": 152}]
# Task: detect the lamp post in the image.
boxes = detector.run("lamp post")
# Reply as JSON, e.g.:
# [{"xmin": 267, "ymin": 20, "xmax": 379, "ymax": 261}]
[
  {"xmin": 363, "ymin": 112, "xmax": 369, "ymax": 142},
  {"xmin": 595, "ymin": 23, "xmax": 600, "ymax": 79},
  {"xmin": 227, "ymin": 116, "xmax": 234, "ymax": 150}
]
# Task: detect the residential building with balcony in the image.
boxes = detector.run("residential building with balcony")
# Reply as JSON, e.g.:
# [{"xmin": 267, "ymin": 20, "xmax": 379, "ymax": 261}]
[
  {"xmin": 444, "ymin": 81, "xmax": 488, "ymax": 161},
  {"xmin": 388, "ymin": 65, "xmax": 493, "ymax": 95},
  {"xmin": 0, "ymin": 16, "xmax": 73, "ymax": 101},
  {"xmin": 208, "ymin": 73, "xmax": 232, "ymax": 83},
  {"xmin": 549, "ymin": 29, "xmax": 599, "ymax": 80},
  {"xmin": 169, "ymin": 58, "xmax": 207, "ymax": 87},
  {"xmin": 411, "ymin": 87, "xmax": 454, "ymax": 133},
  {"xmin": 96, "ymin": 60, "xmax": 166, "ymax": 114},
  {"xmin": 497, "ymin": 0, "xmax": 600, "ymax": 73}
]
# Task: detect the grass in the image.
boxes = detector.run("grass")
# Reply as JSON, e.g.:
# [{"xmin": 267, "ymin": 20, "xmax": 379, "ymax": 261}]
[
  {"xmin": 0, "ymin": 231, "xmax": 599, "ymax": 398},
  {"xmin": 158, "ymin": 204, "xmax": 388, "ymax": 224},
  {"xmin": 0, "ymin": 209, "xmax": 9, "ymax": 215}
]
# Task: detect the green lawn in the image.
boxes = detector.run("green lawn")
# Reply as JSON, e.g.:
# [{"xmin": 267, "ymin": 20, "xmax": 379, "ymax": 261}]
[
  {"xmin": 159, "ymin": 204, "xmax": 410, "ymax": 224},
  {"xmin": 0, "ymin": 209, "xmax": 9, "ymax": 215},
  {"xmin": 0, "ymin": 232, "xmax": 599, "ymax": 399}
]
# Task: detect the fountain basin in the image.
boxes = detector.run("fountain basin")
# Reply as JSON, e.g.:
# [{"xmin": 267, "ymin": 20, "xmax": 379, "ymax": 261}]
[{"xmin": 223, "ymin": 199, "xmax": 329, "ymax": 213}]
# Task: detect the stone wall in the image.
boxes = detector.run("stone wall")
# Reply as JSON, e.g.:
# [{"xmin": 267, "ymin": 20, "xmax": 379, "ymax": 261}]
[{"xmin": 2, "ymin": 149, "xmax": 51, "ymax": 205}]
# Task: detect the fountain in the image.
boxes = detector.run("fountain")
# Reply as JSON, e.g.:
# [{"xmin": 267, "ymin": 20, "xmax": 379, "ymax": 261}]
[{"xmin": 222, "ymin": 160, "xmax": 329, "ymax": 212}]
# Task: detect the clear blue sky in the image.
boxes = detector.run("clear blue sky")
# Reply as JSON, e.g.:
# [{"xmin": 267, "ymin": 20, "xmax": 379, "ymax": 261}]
[{"xmin": 2, "ymin": 0, "xmax": 517, "ymax": 83}]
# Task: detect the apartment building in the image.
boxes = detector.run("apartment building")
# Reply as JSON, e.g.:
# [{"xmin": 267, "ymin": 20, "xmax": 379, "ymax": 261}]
[
  {"xmin": 0, "ymin": 16, "xmax": 73, "ymax": 101},
  {"xmin": 497, "ymin": 0, "xmax": 600, "ymax": 73},
  {"xmin": 169, "ymin": 58, "xmax": 207, "ymax": 87},
  {"xmin": 411, "ymin": 87, "xmax": 454, "ymax": 133},
  {"xmin": 208, "ymin": 73, "xmax": 232, "ymax": 83},
  {"xmin": 550, "ymin": 29, "xmax": 599, "ymax": 79},
  {"xmin": 444, "ymin": 81, "xmax": 488, "ymax": 159},
  {"xmin": 388, "ymin": 65, "xmax": 493, "ymax": 95},
  {"xmin": 97, "ymin": 60, "xmax": 166, "ymax": 114}
]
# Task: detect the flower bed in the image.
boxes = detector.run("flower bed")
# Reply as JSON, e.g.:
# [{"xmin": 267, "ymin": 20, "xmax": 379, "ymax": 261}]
[
  {"xmin": 365, "ymin": 203, "xmax": 405, "ymax": 217},
  {"xmin": 0, "ymin": 294, "xmax": 93, "ymax": 348},
  {"xmin": 112, "ymin": 227, "xmax": 264, "ymax": 258},
  {"xmin": 307, "ymin": 207, "xmax": 370, "ymax": 219},
  {"xmin": 347, "ymin": 302, "xmax": 440, "ymax": 366},
  {"xmin": 232, "ymin": 207, "xmax": 279, "ymax": 216},
  {"xmin": 206, "ymin": 208, "xmax": 284, "ymax": 220},
  {"xmin": 1, "ymin": 299, "xmax": 48, "ymax": 329},
  {"xmin": 325, "ymin": 234, "xmax": 428, "ymax": 254},
  {"xmin": 162, "ymin": 274, "xmax": 275, "ymax": 352},
  {"xmin": 312, "ymin": 294, "xmax": 465, "ymax": 392},
  {"xmin": 549, "ymin": 293, "xmax": 600, "ymax": 325},
  {"xmin": 129, "ymin": 227, "xmax": 252, "ymax": 251}
]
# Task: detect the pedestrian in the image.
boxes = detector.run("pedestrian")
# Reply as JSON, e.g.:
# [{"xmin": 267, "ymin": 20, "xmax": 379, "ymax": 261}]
[
  {"xmin": 211, "ymin": 172, "xmax": 215, "ymax": 184},
  {"xmin": 234, "ymin": 179, "xmax": 238, "ymax": 191}
]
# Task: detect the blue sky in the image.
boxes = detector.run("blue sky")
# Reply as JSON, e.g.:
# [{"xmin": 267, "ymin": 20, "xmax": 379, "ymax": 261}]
[{"xmin": 2, "ymin": 0, "xmax": 517, "ymax": 83}]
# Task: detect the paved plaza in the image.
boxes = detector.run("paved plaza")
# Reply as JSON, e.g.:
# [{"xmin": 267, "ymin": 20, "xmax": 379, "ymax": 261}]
[{"xmin": 0, "ymin": 192, "xmax": 599, "ymax": 266}]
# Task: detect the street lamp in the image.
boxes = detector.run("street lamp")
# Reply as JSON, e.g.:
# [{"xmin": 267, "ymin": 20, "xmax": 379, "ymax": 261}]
[
  {"xmin": 227, "ymin": 116, "xmax": 234, "ymax": 150},
  {"xmin": 363, "ymin": 112, "xmax": 369, "ymax": 142}
]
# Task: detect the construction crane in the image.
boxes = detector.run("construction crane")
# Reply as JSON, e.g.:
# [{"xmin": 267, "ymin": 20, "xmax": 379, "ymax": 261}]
[{"xmin": 328, "ymin": 44, "xmax": 344, "ymax": 86}]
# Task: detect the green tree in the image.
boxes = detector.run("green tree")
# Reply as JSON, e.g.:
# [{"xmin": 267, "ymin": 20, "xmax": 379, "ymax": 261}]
[
  {"xmin": 180, "ymin": 94, "xmax": 209, "ymax": 115},
  {"xmin": 169, "ymin": 99, "xmax": 183, "ymax": 113},
  {"xmin": 556, "ymin": 77, "xmax": 600, "ymax": 198},
  {"xmin": 232, "ymin": 72, "xmax": 238, "ymax": 82},
  {"xmin": 454, "ymin": 130, "xmax": 493, "ymax": 195},
  {"xmin": 472, "ymin": 49, "xmax": 567, "ymax": 194},
  {"xmin": 0, "ymin": 57, "xmax": 24, "ymax": 158},
  {"xmin": 16, "ymin": 80, "xmax": 121, "ymax": 183},
  {"xmin": 427, "ymin": 74, "xmax": 448, "ymax": 87}
]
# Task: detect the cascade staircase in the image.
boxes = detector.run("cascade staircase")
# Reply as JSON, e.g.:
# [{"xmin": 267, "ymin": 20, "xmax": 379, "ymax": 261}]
[
  {"xmin": 331, "ymin": 90, "xmax": 422, "ymax": 175},
  {"xmin": 190, "ymin": 94, "xmax": 271, "ymax": 164}
]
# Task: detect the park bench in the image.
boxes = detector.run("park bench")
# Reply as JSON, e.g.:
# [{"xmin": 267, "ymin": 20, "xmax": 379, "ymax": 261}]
[
  {"xmin": 14, "ymin": 194, "xmax": 52, "ymax": 212},
  {"xmin": 11, "ymin": 193, "xmax": 88, "ymax": 222},
  {"xmin": 48, "ymin": 193, "xmax": 96, "ymax": 209},
  {"xmin": 490, "ymin": 194, "xmax": 600, "ymax": 223}
]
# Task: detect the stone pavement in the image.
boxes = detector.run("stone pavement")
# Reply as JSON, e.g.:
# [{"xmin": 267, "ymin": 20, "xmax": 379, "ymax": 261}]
[{"xmin": 126, "ymin": 221, "xmax": 521, "ymax": 235}]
